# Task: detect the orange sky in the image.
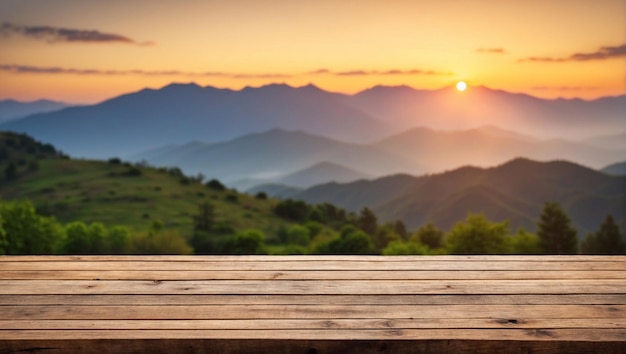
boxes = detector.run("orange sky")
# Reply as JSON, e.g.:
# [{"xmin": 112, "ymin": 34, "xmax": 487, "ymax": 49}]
[{"xmin": 0, "ymin": 0, "xmax": 624, "ymax": 103}]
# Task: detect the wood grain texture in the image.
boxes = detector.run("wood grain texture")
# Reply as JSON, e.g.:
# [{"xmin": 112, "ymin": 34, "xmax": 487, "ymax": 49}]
[
  {"xmin": 1, "ymin": 339, "xmax": 625, "ymax": 354},
  {"xmin": 0, "ymin": 255, "xmax": 624, "ymax": 353},
  {"xmin": 2, "ymin": 260, "xmax": 624, "ymax": 271},
  {"xmin": 1, "ymin": 279, "xmax": 624, "ymax": 295},
  {"xmin": 1, "ymin": 269, "xmax": 624, "ymax": 280},
  {"xmin": 1, "ymin": 294, "xmax": 624, "ymax": 305}
]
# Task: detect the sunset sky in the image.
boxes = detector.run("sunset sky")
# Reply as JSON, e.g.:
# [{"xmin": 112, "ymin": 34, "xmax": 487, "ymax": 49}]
[{"xmin": 0, "ymin": 0, "xmax": 624, "ymax": 103}]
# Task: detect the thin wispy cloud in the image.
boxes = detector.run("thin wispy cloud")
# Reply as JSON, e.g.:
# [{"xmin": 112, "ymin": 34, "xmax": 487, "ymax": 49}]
[
  {"xmin": 0, "ymin": 65, "xmax": 452, "ymax": 78},
  {"xmin": 531, "ymin": 85, "xmax": 597, "ymax": 91},
  {"xmin": 329, "ymin": 69, "xmax": 453, "ymax": 76},
  {"xmin": 307, "ymin": 69, "xmax": 331, "ymax": 75},
  {"xmin": 520, "ymin": 44, "xmax": 626, "ymax": 62},
  {"xmin": 0, "ymin": 65, "xmax": 292, "ymax": 78},
  {"xmin": 1, "ymin": 22, "xmax": 154, "ymax": 46},
  {"xmin": 476, "ymin": 48, "xmax": 506, "ymax": 54}
]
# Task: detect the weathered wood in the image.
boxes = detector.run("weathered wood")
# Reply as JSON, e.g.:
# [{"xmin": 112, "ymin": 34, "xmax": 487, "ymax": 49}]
[
  {"xmin": 1, "ymin": 269, "xmax": 624, "ymax": 280},
  {"xmin": 0, "ymin": 255, "xmax": 623, "ymax": 353},
  {"xmin": 2, "ymin": 339, "xmax": 624, "ymax": 354},
  {"xmin": 3, "ymin": 318, "xmax": 626, "ymax": 330},
  {"xmin": 3, "ymin": 328, "xmax": 626, "ymax": 341},
  {"xmin": 4, "ymin": 304, "xmax": 624, "ymax": 320},
  {"xmin": 2, "ymin": 260, "xmax": 624, "ymax": 270},
  {"xmin": 1, "ymin": 294, "xmax": 624, "ymax": 305},
  {"xmin": 1, "ymin": 279, "xmax": 624, "ymax": 295}
]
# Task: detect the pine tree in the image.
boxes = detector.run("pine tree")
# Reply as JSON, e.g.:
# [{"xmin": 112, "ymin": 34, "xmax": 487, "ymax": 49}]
[
  {"xmin": 393, "ymin": 220, "xmax": 409, "ymax": 241},
  {"xmin": 357, "ymin": 207, "xmax": 378, "ymax": 236},
  {"xmin": 537, "ymin": 202, "xmax": 578, "ymax": 254},
  {"xmin": 193, "ymin": 202, "xmax": 215, "ymax": 233},
  {"xmin": 581, "ymin": 214, "xmax": 625, "ymax": 254}
]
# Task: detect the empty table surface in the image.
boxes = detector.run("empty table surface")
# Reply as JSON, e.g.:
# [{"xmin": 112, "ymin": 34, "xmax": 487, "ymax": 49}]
[{"xmin": 1, "ymin": 255, "xmax": 625, "ymax": 353}]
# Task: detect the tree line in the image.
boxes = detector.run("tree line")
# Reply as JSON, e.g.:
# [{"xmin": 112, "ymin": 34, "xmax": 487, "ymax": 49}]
[{"xmin": 1, "ymin": 197, "xmax": 623, "ymax": 255}]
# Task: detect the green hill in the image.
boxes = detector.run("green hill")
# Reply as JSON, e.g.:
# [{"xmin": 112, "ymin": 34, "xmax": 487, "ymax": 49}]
[
  {"xmin": 0, "ymin": 131, "xmax": 292, "ymax": 238},
  {"xmin": 293, "ymin": 158, "xmax": 626, "ymax": 237}
]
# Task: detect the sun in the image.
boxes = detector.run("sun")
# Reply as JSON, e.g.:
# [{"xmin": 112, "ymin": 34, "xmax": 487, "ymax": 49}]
[{"xmin": 456, "ymin": 81, "xmax": 467, "ymax": 92}]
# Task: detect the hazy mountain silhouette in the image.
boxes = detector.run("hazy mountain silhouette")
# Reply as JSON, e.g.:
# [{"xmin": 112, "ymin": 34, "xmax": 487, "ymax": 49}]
[
  {"xmin": 0, "ymin": 99, "xmax": 70, "ymax": 124},
  {"xmin": 602, "ymin": 161, "xmax": 626, "ymax": 176},
  {"xmin": 231, "ymin": 161, "xmax": 371, "ymax": 190},
  {"xmin": 584, "ymin": 131, "xmax": 626, "ymax": 150},
  {"xmin": 341, "ymin": 85, "xmax": 626, "ymax": 140},
  {"xmin": 1, "ymin": 83, "xmax": 387, "ymax": 158},
  {"xmin": 2, "ymin": 83, "xmax": 624, "ymax": 159},
  {"xmin": 133, "ymin": 129, "xmax": 418, "ymax": 183},
  {"xmin": 373, "ymin": 125, "xmax": 625, "ymax": 171},
  {"xmin": 135, "ymin": 125, "xmax": 624, "ymax": 186},
  {"xmin": 290, "ymin": 158, "xmax": 626, "ymax": 236}
]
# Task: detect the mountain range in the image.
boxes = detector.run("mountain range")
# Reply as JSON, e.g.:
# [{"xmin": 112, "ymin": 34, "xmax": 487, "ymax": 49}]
[
  {"xmin": 271, "ymin": 158, "xmax": 625, "ymax": 237},
  {"xmin": 372, "ymin": 125, "xmax": 625, "ymax": 173},
  {"xmin": 1, "ymin": 81, "xmax": 624, "ymax": 244},
  {"xmin": 0, "ymin": 99, "xmax": 69, "ymax": 124},
  {"xmin": 0, "ymin": 83, "xmax": 388, "ymax": 158},
  {"xmin": 602, "ymin": 161, "xmax": 626, "ymax": 176},
  {"xmin": 2, "ymin": 83, "xmax": 624, "ymax": 160},
  {"xmin": 339, "ymin": 85, "xmax": 626, "ymax": 139},
  {"xmin": 131, "ymin": 129, "xmax": 416, "ymax": 184},
  {"xmin": 127, "ymin": 126, "xmax": 624, "ymax": 188}
]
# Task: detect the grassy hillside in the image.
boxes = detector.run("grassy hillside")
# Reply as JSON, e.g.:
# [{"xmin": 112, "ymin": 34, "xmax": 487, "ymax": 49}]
[{"xmin": 0, "ymin": 132, "xmax": 293, "ymax": 238}]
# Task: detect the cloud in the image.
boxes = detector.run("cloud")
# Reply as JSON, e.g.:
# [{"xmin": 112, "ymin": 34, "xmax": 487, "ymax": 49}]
[
  {"xmin": 0, "ymin": 64, "xmax": 452, "ymax": 78},
  {"xmin": 231, "ymin": 73, "xmax": 292, "ymax": 79},
  {"xmin": 520, "ymin": 44, "xmax": 626, "ymax": 62},
  {"xmin": 476, "ymin": 48, "xmax": 506, "ymax": 54},
  {"xmin": 307, "ymin": 69, "xmax": 331, "ymax": 75},
  {"xmin": 0, "ymin": 64, "xmax": 292, "ymax": 78},
  {"xmin": 531, "ymin": 85, "xmax": 597, "ymax": 91},
  {"xmin": 1, "ymin": 22, "xmax": 153, "ymax": 46},
  {"xmin": 320, "ymin": 69, "xmax": 453, "ymax": 76}
]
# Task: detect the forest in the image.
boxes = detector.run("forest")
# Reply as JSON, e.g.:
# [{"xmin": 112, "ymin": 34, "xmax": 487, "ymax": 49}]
[
  {"xmin": 1, "ymin": 193, "xmax": 624, "ymax": 256},
  {"xmin": 1, "ymin": 131, "xmax": 624, "ymax": 256}
]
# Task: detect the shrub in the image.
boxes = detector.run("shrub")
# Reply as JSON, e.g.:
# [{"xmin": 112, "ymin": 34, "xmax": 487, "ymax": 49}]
[{"xmin": 206, "ymin": 179, "xmax": 226, "ymax": 191}]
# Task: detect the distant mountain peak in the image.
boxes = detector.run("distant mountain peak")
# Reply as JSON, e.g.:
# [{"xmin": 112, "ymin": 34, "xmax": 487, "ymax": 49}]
[
  {"xmin": 495, "ymin": 157, "xmax": 596, "ymax": 175},
  {"xmin": 357, "ymin": 84, "xmax": 416, "ymax": 95},
  {"xmin": 298, "ymin": 83, "xmax": 325, "ymax": 92},
  {"xmin": 162, "ymin": 82, "xmax": 202, "ymax": 90},
  {"xmin": 241, "ymin": 83, "xmax": 295, "ymax": 92}
]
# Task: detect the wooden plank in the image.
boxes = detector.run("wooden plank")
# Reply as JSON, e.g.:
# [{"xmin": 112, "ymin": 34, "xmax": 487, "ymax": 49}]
[
  {"xmin": 2, "ymin": 318, "xmax": 625, "ymax": 330},
  {"xmin": 1, "ymin": 279, "xmax": 624, "ymax": 295},
  {"xmin": 1, "ymin": 339, "xmax": 624, "ymax": 354},
  {"xmin": 2, "ymin": 260, "xmax": 624, "ymax": 271},
  {"xmin": 2, "ymin": 329, "xmax": 626, "ymax": 341},
  {"xmin": 2, "ymin": 255, "xmax": 624, "ymax": 262},
  {"xmin": 1, "ymin": 269, "xmax": 624, "ymax": 280},
  {"xmin": 3, "ymin": 304, "xmax": 623, "ymax": 320},
  {"xmin": 2, "ymin": 294, "xmax": 623, "ymax": 306},
  {"xmin": 1, "ymin": 256, "xmax": 623, "ymax": 350}
]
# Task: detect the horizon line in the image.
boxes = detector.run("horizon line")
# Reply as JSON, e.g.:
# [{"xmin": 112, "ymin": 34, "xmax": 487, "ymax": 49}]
[{"xmin": 2, "ymin": 81, "xmax": 623, "ymax": 106}]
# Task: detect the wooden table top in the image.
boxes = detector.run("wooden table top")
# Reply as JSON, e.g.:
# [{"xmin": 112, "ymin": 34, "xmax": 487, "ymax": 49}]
[{"xmin": 1, "ymin": 255, "xmax": 625, "ymax": 353}]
